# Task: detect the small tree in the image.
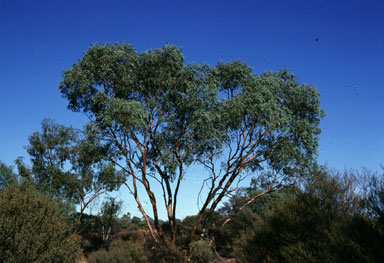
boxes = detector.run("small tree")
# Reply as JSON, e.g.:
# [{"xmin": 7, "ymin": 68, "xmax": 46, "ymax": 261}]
[
  {"xmin": 100, "ymin": 197, "xmax": 123, "ymax": 243},
  {"xmin": 17, "ymin": 119, "xmax": 124, "ymax": 232},
  {"xmin": 0, "ymin": 185, "xmax": 82, "ymax": 263},
  {"xmin": 0, "ymin": 161, "xmax": 18, "ymax": 189}
]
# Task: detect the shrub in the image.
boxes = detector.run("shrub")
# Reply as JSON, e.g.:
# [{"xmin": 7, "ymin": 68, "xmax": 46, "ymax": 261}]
[
  {"xmin": 0, "ymin": 186, "xmax": 82, "ymax": 263},
  {"xmin": 89, "ymin": 239, "xmax": 147, "ymax": 263},
  {"xmin": 329, "ymin": 215, "xmax": 384, "ymax": 262},
  {"xmin": 145, "ymin": 238, "xmax": 185, "ymax": 263},
  {"xmin": 189, "ymin": 240, "xmax": 214, "ymax": 263},
  {"xmin": 234, "ymin": 170, "xmax": 384, "ymax": 263}
]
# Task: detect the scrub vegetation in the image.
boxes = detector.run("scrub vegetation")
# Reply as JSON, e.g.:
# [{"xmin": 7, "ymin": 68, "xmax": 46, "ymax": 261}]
[{"xmin": 1, "ymin": 43, "xmax": 383, "ymax": 262}]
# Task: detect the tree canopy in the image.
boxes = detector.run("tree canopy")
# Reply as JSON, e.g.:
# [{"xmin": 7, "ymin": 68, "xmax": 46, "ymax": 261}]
[{"xmin": 59, "ymin": 43, "xmax": 324, "ymax": 246}]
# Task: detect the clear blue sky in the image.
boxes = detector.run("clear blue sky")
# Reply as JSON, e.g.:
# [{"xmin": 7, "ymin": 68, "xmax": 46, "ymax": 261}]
[{"xmin": 1, "ymin": 0, "xmax": 383, "ymax": 218}]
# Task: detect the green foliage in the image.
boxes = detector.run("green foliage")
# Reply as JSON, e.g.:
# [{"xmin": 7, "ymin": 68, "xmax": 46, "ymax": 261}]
[
  {"xmin": 100, "ymin": 197, "xmax": 123, "ymax": 242},
  {"xmin": 217, "ymin": 67, "xmax": 324, "ymax": 173},
  {"xmin": 329, "ymin": 215, "xmax": 384, "ymax": 262},
  {"xmin": 60, "ymin": 44, "xmax": 221, "ymax": 176},
  {"xmin": 246, "ymin": 178, "xmax": 288, "ymax": 216},
  {"xmin": 89, "ymin": 239, "xmax": 147, "ymax": 263},
  {"xmin": 145, "ymin": 243, "xmax": 185, "ymax": 263},
  {"xmin": 234, "ymin": 170, "xmax": 384, "ymax": 263},
  {"xmin": 215, "ymin": 175, "xmax": 288, "ymax": 256},
  {"xmin": 17, "ymin": 119, "xmax": 125, "ymax": 233},
  {"xmin": 214, "ymin": 209, "xmax": 262, "ymax": 256},
  {"xmin": 176, "ymin": 212, "xmax": 223, "ymax": 248},
  {"xmin": 0, "ymin": 185, "xmax": 82, "ymax": 263},
  {"xmin": 18, "ymin": 119, "xmax": 124, "ymax": 201},
  {"xmin": 21, "ymin": 119, "xmax": 75, "ymax": 197},
  {"xmin": 366, "ymin": 170, "xmax": 384, "ymax": 233},
  {"xmin": 175, "ymin": 215, "xmax": 201, "ymax": 247},
  {"xmin": 59, "ymin": 43, "xmax": 323, "ymax": 179},
  {"xmin": 188, "ymin": 240, "xmax": 214, "ymax": 263},
  {"xmin": 0, "ymin": 161, "xmax": 18, "ymax": 189},
  {"xmin": 74, "ymin": 213, "xmax": 105, "ymax": 253},
  {"xmin": 219, "ymin": 176, "xmax": 288, "ymax": 220},
  {"xmin": 59, "ymin": 43, "xmax": 324, "ymax": 245}
]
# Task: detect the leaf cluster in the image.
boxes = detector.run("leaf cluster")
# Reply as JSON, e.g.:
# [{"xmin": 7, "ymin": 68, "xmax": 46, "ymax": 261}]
[{"xmin": 60, "ymin": 43, "xmax": 324, "ymax": 183}]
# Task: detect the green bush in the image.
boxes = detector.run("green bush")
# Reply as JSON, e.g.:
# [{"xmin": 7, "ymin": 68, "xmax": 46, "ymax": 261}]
[
  {"xmin": 234, "ymin": 171, "xmax": 384, "ymax": 263},
  {"xmin": 0, "ymin": 186, "xmax": 82, "ymax": 263},
  {"xmin": 144, "ymin": 238, "xmax": 185, "ymax": 263},
  {"xmin": 329, "ymin": 215, "xmax": 384, "ymax": 262},
  {"xmin": 189, "ymin": 240, "xmax": 214, "ymax": 263},
  {"xmin": 89, "ymin": 239, "xmax": 147, "ymax": 263}
]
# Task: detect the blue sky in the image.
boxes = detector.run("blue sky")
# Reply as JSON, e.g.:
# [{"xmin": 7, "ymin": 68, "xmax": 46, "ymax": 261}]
[{"xmin": 1, "ymin": 0, "xmax": 383, "ymax": 218}]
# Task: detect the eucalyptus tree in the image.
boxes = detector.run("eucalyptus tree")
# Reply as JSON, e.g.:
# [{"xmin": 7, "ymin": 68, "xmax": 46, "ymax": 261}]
[
  {"xmin": 100, "ymin": 197, "xmax": 123, "ymax": 243},
  {"xmin": 17, "ymin": 119, "xmax": 124, "ymax": 230},
  {"xmin": 0, "ymin": 161, "xmax": 18, "ymax": 189},
  {"xmin": 18, "ymin": 119, "xmax": 75, "ymax": 197},
  {"xmin": 59, "ymin": 43, "xmax": 324, "ymax": 246}
]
